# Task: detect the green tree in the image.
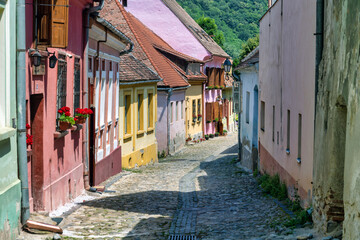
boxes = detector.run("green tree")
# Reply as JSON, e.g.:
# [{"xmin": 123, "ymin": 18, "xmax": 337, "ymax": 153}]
[
  {"xmin": 196, "ymin": 16, "xmax": 225, "ymax": 48},
  {"xmin": 239, "ymin": 34, "xmax": 259, "ymax": 60}
]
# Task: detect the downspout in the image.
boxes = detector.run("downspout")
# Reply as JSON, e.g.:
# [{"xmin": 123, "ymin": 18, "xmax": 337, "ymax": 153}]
[
  {"xmin": 232, "ymin": 71, "xmax": 242, "ymax": 161},
  {"xmin": 17, "ymin": 0, "xmax": 30, "ymax": 224},
  {"xmin": 315, "ymin": 0, "xmax": 324, "ymax": 112},
  {"xmin": 83, "ymin": 0, "xmax": 105, "ymax": 188},
  {"xmin": 167, "ymin": 88, "xmax": 173, "ymax": 155}
]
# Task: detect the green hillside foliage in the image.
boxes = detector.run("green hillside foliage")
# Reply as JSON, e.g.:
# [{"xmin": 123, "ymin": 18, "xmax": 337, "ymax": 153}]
[
  {"xmin": 177, "ymin": 0, "xmax": 267, "ymax": 58},
  {"xmin": 239, "ymin": 34, "xmax": 259, "ymax": 59}
]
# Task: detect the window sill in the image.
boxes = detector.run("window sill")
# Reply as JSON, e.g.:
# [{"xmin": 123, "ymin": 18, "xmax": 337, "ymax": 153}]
[
  {"xmin": 54, "ymin": 130, "xmax": 69, "ymax": 139},
  {"xmin": 0, "ymin": 127, "xmax": 16, "ymax": 142},
  {"xmin": 137, "ymin": 130, "xmax": 145, "ymax": 137},
  {"xmin": 124, "ymin": 134, "xmax": 132, "ymax": 140},
  {"xmin": 147, "ymin": 127, "xmax": 154, "ymax": 132}
]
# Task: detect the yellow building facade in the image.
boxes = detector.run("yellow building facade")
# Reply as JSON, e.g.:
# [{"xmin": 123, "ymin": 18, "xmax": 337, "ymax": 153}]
[
  {"xmin": 119, "ymin": 82, "xmax": 158, "ymax": 168},
  {"xmin": 185, "ymin": 82, "xmax": 203, "ymax": 140}
]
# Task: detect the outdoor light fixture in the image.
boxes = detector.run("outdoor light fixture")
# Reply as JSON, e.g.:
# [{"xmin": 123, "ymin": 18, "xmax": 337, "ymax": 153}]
[
  {"xmin": 48, "ymin": 52, "xmax": 58, "ymax": 69},
  {"xmin": 223, "ymin": 58, "xmax": 232, "ymax": 74},
  {"xmin": 30, "ymin": 50, "xmax": 42, "ymax": 67}
]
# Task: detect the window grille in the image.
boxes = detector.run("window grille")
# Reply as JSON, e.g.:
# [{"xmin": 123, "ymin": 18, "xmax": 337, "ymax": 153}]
[
  {"xmin": 73, "ymin": 58, "xmax": 80, "ymax": 114},
  {"xmin": 57, "ymin": 54, "xmax": 67, "ymax": 128}
]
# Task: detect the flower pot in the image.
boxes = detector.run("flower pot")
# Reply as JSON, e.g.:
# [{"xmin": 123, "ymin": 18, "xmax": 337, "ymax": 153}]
[
  {"xmin": 59, "ymin": 121, "xmax": 71, "ymax": 131},
  {"xmin": 205, "ymin": 136, "xmax": 209, "ymax": 140},
  {"xmin": 76, "ymin": 116, "xmax": 86, "ymax": 124}
]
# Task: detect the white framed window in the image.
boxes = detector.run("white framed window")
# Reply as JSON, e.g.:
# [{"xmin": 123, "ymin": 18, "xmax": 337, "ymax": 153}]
[
  {"xmin": 107, "ymin": 71, "xmax": 113, "ymax": 123},
  {"xmin": 260, "ymin": 101, "xmax": 265, "ymax": 131}
]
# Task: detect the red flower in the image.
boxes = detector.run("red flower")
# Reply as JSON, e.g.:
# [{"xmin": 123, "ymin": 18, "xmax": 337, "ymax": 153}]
[
  {"xmin": 65, "ymin": 107, "xmax": 70, "ymax": 111},
  {"xmin": 65, "ymin": 112, "xmax": 71, "ymax": 116},
  {"xmin": 58, "ymin": 110, "xmax": 63, "ymax": 114},
  {"xmin": 74, "ymin": 117, "xmax": 78, "ymax": 121},
  {"xmin": 26, "ymin": 124, "xmax": 31, "ymax": 129}
]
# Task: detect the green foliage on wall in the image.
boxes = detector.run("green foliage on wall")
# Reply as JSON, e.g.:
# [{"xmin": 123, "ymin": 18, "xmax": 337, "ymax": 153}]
[{"xmin": 177, "ymin": 0, "xmax": 267, "ymax": 58}]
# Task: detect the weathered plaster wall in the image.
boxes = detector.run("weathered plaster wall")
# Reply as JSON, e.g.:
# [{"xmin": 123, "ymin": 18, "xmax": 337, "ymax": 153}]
[
  {"xmin": 156, "ymin": 91, "xmax": 169, "ymax": 154},
  {"xmin": 169, "ymin": 90, "xmax": 186, "ymax": 154},
  {"xmin": 222, "ymin": 88, "xmax": 235, "ymax": 133},
  {"xmin": 239, "ymin": 65, "xmax": 259, "ymax": 170},
  {"xmin": 125, "ymin": 0, "xmax": 210, "ymax": 61},
  {"xmin": 205, "ymin": 89, "xmax": 222, "ymax": 135},
  {"xmin": 313, "ymin": 0, "xmax": 360, "ymax": 237},
  {"xmin": 259, "ymin": 0, "xmax": 316, "ymax": 206}
]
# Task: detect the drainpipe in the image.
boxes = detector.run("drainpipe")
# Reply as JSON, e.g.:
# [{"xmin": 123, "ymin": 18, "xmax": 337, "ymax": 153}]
[
  {"xmin": 167, "ymin": 88, "xmax": 173, "ymax": 155},
  {"xmin": 232, "ymin": 71, "xmax": 242, "ymax": 161},
  {"xmin": 16, "ymin": 0, "xmax": 30, "ymax": 224},
  {"xmin": 83, "ymin": 0, "xmax": 105, "ymax": 188},
  {"xmin": 315, "ymin": 0, "xmax": 324, "ymax": 111}
]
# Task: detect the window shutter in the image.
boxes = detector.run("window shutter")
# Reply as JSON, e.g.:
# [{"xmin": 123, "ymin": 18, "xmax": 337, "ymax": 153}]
[
  {"xmin": 206, "ymin": 103, "xmax": 212, "ymax": 122},
  {"xmin": 213, "ymin": 102, "xmax": 219, "ymax": 120},
  {"xmin": 220, "ymin": 69, "xmax": 225, "ymax": 87},
  {"xmin": 208, "ymin": 68, "xmax": 215, "ymax": 87},
  {"xmin": 220, "ymin": 103, "xmax": 223, "ymax": 119},
  {"xmin": 214, "ymin": 69, "xmax": 220, "ymax": 87},
  {"xmin": 37, "ymin": 0, "xmax": 51, "ymax": 45},
  {"xmin": 51, "ymin": 0, "xmax": 69, "ymax": 48}
]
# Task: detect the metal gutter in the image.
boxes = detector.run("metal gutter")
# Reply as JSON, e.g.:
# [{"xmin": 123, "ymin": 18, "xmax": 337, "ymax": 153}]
[
  {"xmin": 95, "ymin": 17, "xmax": 134, "ymax": 56},
  {"xmin": 232, "ymin": 70, "xmax": 242, "ymax": 161},
  {"xmin": 16, "ymin": 0, "xmax": 30, "ymax": 224}
]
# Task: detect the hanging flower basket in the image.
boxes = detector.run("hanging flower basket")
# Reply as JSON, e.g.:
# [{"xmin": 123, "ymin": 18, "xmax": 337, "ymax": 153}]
[
  {"xmin": 59, "ymin": 121, "xmax": 72, "ymax": 131},
  {"xmin": 75, "ymin": 116, "xmax": 86, "ymax": 124},
  {"xmin": 75, "ymin": 108, "xmax": 93, "ymax": 124}
]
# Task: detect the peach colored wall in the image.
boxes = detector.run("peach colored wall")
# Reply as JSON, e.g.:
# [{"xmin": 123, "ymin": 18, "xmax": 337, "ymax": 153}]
[{"xmin": 259, "ymin": 0, "xmax": 316, "ymax": 205}]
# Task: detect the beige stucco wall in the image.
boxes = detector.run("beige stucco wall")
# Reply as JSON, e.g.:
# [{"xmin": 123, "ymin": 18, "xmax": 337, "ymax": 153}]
[
  {"xmin": 185, "ymin": 83, "xmax": 203, "ymax": 139},
  {"xmin": 119, "ymin": 83, "xmax": 158, "ymax": 168},
  {"xmin": 259, "ymin": 0, "xmax": 316, "ymax": 206}
]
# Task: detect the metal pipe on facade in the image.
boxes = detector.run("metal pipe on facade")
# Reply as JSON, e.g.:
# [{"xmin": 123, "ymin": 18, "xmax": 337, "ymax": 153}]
[
  {"xmin": 315, "ymin": 0, "xmax": 324, "ymax": 110},
  {"xmin": 232, "ymin": 71, "xmax": 242, "ymax": 161},
  {"xmin": 16, "ymin": 0, "xmax": 30, "ymax": 224}
]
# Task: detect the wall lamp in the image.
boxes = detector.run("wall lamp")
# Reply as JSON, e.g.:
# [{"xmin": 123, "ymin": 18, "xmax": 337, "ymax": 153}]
[
  {"xmin": 29, "ymin": 49, "xmax": 42, "ymax": 67},
  {"xmin": 223, "ymin": 58, "xmax": 232, "ymax": 80},
  {"xmin": 48, "ymin": 52, "xmax": 58, "ymax": 69}
]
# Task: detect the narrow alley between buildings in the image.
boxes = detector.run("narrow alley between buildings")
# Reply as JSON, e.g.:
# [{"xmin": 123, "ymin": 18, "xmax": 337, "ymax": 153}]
[{"xmin": 19, "ymin": 134, "xmax": 318, "ymax": 240}]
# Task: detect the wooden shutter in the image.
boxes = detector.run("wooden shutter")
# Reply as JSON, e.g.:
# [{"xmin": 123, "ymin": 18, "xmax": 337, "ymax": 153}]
[
  {"xmin": 220, "ymin": 69, "xmax": 225, "ymax": 87},
  {"xmin": 37, "ymin": 0, "xmax": 51, "ymax": 45},
  {"xmin": 220, "ymin": 103, "xmax": 223, "ymax": 119},
  {"xmin": 213, "ymin": 102, "xmax": 219, "ymax": 120},
  {"xmin": 208, "ymin": 68, "xmax": 215, "ymax": 87},
  {"xmin": 214, "ymin": 69, "xmax": 220, "ymax": 87},
  {"xmin": 206, "ymin": 103, "xmax": 212, "ymax": 122},
  {"xmin": 51, "ymin": 0, "xmax": 69, "ymax": 48}
]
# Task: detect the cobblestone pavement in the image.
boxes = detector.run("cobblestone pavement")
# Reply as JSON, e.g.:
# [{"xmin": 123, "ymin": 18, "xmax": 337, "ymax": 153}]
[{"xmin": 19, "ymin": 133, "xmax": 322, "ymax": 240}]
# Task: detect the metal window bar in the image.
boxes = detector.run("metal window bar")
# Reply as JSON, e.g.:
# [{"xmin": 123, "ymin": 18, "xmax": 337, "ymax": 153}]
[
  {"xmin": 56, "ymin": 55, "xmax": 67, "ymax": 129},
  {"xmin": 73, "ymin": 58, "xmax": 81, "ymax": 114}
]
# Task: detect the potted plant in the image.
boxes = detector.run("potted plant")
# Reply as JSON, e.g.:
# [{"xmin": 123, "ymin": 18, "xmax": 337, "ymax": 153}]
[
  {"xmin": 58, "ymin": 106, "xmax": 75, "ymax": 131},
  {"xmin": 213, "ymin": 117, "xmax": 219, "ymax": 122},
  {"xmin": 192, "ymin": 115, "xmax": 197, "ymax": 123},
  {"xmin": 206, "ymin": 120, "xmax": 211, "ymax": 123},
  {"xmin": 208, "ymin": 86, "xmax": 213, "ymax": 89},
  {"xmin": 215, "ymin": 132, "xmax": 220, "ymax": 137},
  {"xmin": 205, "ymin": 134, "xmax": 209, "ymax": 140},
  {"xmin": 26, "ymin": 124, "xmax": 33, "ymax": 146},
  {"xmin": 197, "ymin": 114, "xmax": 202, "ymax": 121},
  {"xmin": 209, "ymin": 134, "xmax": 214, "ymax": 138},
  {"xmin": 186, "ymin": 137, "xmax": 192, "ymax": 142},
  {"xmin": 223, "ymin": 129, "xmax": 228, "ymax": 136},
  {"xmin": 75, "ymin": 108, "xmax": 93, "ymax": 124}
]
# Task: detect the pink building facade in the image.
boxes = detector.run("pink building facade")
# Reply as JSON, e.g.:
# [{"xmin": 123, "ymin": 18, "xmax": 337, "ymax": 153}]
[
  {"xmin": 25, "ymin": 0, "xmax": 94, "ymax": 211},
  {"xmin": 259, "ymin": 0, "xmax": 316, "ymax": 206}
]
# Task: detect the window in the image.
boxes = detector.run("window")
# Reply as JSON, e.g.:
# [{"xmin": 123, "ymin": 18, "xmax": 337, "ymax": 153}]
[
  {"xmin": 88, "ymin": 57, "xmax": 92, "ymax": 71},
  {"xmin": 170, "ymin": 102, "xmax": 173, "ymax": 123},
  {"xmin": 57, "ymin": 54, "xmax": 67, "ymax": 115},
  {"xmin": 137, "ymin": 93, "xmax": 144, "ymax": 131},
  {"xmin": 124, "ymin": 95, "xmax": 131, "ymax": 135},
  {"xmin": 246, "ymin": 91, "xmax": 250, "ymax": 124},
  {"xmin": 73, "ymin": 58, "xmax": 80, "ymax": 114},
  {"xmin": 0, "ymin": 8, "xmax": 6, "ymax": 127},
  {"xmin": 197, "ymin": 99, "xmax": 201, "ymax": 117},
  {"xmin": 107, "ymin": 75, "xmax": 113, "ymax": 123},
  {"xmin": 36, "ymin": 0, "xmax": 69, "ymax": 48},
  {"xmin": 148, "ymin": 92, "xmax": 154, "ymax": 128},
  {"xmin": 287, "ymin": 110, "xmax": 290, "ymax": 152},
  {"xmin": 109, "ymin": 62, "xmax": 112, "ymax": 71},
  {"xmin": 298, "ymin": 114, "xmax": 302, "ymax": 161},
  {"xmin": 192, "ymin": 100, "xmax": 196, "ymax": 119},
  {"xmin": 176, "ymin": 101, "xmax": 179, "ymax": 121},
  {"xmin": 122, "ymin": 0, "xmax": 128, "ymax": 7},
  {"xmin": 260, "ymin": 101, "xmax": 265, "ymax": 131},
  {"xmin": 181, "ymin": 101, "xmax": 184, "ymax": 119},
  {"xmin": 272, "ymin": 105, "xmax": 275, "ymax": 142}
]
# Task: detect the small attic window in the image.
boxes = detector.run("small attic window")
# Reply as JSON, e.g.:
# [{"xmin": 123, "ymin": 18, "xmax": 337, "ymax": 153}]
[{"xmin": 122, "ymin": 0, "xmax": 127, "ymax": 7}]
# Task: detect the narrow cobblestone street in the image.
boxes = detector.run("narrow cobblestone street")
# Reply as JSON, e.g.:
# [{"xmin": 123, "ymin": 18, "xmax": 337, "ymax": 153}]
[{"xmin": 20, "ymin": 133, "xmax": 317, "ymax": 240}]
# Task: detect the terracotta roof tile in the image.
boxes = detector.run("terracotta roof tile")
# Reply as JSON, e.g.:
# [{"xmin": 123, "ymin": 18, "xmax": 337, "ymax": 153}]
[
  {"xmin": 153, "ymin": 44, "xmax": 204, "ymax": 63},
  {"xmin": 161, "ymin": 0, "xmax": 230, "ymax": 58},
  {"xmin": 118, "ymin": 54, "xmax": 161, "ymax": 82}
]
